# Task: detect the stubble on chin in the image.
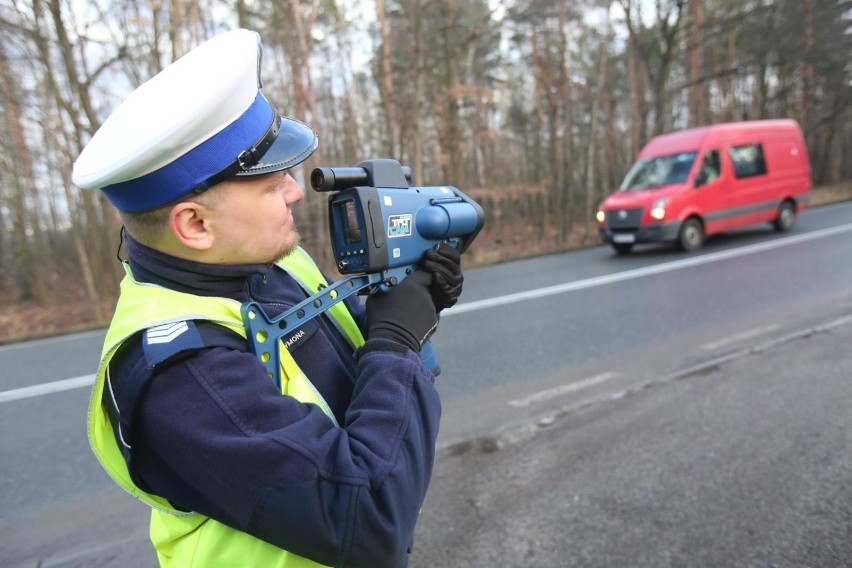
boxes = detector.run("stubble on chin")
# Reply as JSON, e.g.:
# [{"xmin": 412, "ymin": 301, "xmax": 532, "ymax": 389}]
[{"xmin": 271, "ymin": 227, "xmax": 301, "ymax": 262}]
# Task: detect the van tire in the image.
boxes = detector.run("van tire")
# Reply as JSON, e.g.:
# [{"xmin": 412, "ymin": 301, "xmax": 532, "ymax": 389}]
[
  {"xmin": 677, "ymin": 217, "xmax": 704, "ymax": 252},
  {"xmin": 774, "ymin": 200, "xmax": 796, "ymax": 232},
  {"xmin": 612, "ymin": 243, "xmax": 634, "ymax": 254}
]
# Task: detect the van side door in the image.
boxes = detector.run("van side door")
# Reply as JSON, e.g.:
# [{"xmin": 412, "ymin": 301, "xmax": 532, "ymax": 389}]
[
  {"xmin": 693, "ymin": 148, "xmax": 729, "ymax": 235},
  {"xmin": 725, "ymin": 142, "xmax": 774, "ymax": 229}
]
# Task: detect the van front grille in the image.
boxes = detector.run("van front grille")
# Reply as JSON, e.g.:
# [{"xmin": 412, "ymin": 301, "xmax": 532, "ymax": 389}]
[{"xmin": 605, "ymin": 208, "xmax": 644, "ymax": 229}]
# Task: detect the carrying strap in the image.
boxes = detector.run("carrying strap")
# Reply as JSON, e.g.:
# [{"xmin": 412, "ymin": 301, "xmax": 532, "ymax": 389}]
[{"xmin": 276, "ymin": 247, "xmax": 365, "ymax": 350}]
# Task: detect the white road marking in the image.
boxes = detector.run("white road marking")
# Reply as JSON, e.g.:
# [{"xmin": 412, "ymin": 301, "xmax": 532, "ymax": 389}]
[
  {"xmin": 817, "ymin": 314, "xmax": 852, "ymax": 331},
  {"xmin": 0, "ymin": 375, "xmax": 95, "ymax": 404},
  {"xmin": 444, "ymin": 223, "xmax": 852, "ymax": 317},
  {"xmin": 508, "ymin": 372, "xmax": 620, "ymax": 408},
  {"xmin": 0, "ymin": 329, "xmax": 105, "ymax": 353},
  {"xmin": 5, "ymin": 219, "xmax": 852, "ymax": 403},
  {"xmin": 701, "ymin": 325, "xmax": 780, "ymax": 351}
]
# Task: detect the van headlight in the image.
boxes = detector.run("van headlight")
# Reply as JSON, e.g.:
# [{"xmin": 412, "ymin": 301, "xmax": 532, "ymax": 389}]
[
  {"xmin": 596, "ymin": 209, "xmax": 606, "ymax": 223},
  {"xmin": 650, "ymin": 198, "xmax": 669, "ymax": 220}
]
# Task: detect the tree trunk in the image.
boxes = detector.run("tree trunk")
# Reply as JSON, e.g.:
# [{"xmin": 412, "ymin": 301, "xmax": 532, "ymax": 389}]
[
  {"xmin": 585, "ymin": 14, "xmax": 610, "ymax": 240},
  {"xmin": 626, "ymin": 29, "xmax": 641, "ymax": 158},
  {"xmin": 44, "ymin": 0, "xmax": 118, "ymax": 294},
  {"xmin": 0, "ymin": 42, "xmax": 44, "ymax": 302},
  {"xmin": 720, "ymin": 8, "xmax": 737, "ymax": 122},
  {"xmin": 801, "ymin": 0, "xmax": 815, "ymax": 151},
  {"xmin": 376, "ymin": 0, "xmax": 399, "ymax": 156},
  {"xmin": 557, "ymin": 2, "xmax": 574, "ymax": 238},
  {"xmin": 527, "ymin": 24, "xmax": 551, "ymax": 233},
  {"xmin": 687, "ymin": 0, "xmax": 706, "ymax": 127},
  {"xmin": 412, "ymin": 0, "xmax": 425, "ymax": 184}
]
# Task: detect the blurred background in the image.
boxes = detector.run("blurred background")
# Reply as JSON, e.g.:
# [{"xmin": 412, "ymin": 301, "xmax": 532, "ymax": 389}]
[{"xmin": 0, "ymin": 0, "xmax": 849, "ymax": 341}]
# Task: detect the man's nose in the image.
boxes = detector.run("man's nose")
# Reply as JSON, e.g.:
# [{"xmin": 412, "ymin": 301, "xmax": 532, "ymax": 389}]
[{"xmin": 284, "ymin": 174, "xmax": 305, "ymax": 204}]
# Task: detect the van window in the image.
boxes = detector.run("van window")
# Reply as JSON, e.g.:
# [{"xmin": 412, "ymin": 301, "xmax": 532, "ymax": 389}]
[
  {"xmin": 619, "ymin": 152, "xmax": 697, "ymax": 191},
  {"xmin": 728, "ymin": 143, "xmax": 767, "ymax": 178},
  {"xmin": 698, "ymin": 149, "xmax": 721, "ymax": 184}
]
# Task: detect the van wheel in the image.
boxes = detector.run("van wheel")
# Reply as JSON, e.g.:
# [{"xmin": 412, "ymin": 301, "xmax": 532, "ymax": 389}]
[
  {"xmin": 677, "ymin": 218, "xmax": 704, "ymax": 252},
  {"xmin": 612, "ymin": 243, "xmax": 633, "ymax": 254},
  {"xmin": 774, "ymin": 200, "xmax": 796, "ymax": 232}
]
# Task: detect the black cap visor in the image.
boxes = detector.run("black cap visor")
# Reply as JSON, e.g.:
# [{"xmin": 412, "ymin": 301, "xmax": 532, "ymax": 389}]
[{"xmin": 236, "ymin": 115, "xmax": 318, "ymax": 176}]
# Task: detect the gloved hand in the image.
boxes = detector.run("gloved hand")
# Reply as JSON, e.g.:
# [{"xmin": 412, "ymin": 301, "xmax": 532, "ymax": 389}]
[
  {"xmin": 422, "ymin": 243, "xmax": 464, "ymax": 310},
  {"xmin": 366, "ymin": 270, "xmax": 439, "ymax": 353}
]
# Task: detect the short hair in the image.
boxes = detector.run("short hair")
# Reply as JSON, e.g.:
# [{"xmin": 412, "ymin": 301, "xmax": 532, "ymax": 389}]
[
  {"xmin": 119, "ymin": 206, "xmax": 170, "ymax": 246},
  {"xmin": 119, "ymin": 184, "xmax": 225, "ymax": 247}
]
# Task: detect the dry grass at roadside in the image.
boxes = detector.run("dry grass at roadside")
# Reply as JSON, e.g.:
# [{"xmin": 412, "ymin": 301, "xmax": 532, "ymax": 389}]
[{"xmin": 809, "ymin": 180, "xmax": 852, "ymax": 207}]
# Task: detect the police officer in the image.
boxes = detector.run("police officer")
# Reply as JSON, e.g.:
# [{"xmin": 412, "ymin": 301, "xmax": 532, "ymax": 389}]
[{"xmin": 73, "ymin": 29, "xmax": 463, "ymax": 568}]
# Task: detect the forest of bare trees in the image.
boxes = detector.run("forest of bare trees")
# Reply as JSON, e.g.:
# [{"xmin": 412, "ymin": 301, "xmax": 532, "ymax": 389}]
[{"xmin": 0, "ymin": 0, "xmax": 850, "ymax": 321}]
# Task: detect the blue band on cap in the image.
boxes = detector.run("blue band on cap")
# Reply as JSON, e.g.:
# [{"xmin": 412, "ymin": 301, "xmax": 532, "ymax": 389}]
[{"xmin": 102, "ymin": 92, "xmax": 273, "ymax": 212}]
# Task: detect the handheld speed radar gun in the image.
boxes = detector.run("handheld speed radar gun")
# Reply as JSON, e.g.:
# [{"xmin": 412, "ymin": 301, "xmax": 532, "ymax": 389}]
[
  {"xmin": 242, "ymin": 159, "xmax": 485, "ymax": 384},
  {"xmin": 314, "ymin": 158, "xmax": 484, "ymax": 282}
]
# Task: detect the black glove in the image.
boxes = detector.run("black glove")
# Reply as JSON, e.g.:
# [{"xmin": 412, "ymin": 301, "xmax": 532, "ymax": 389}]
[
  {"xmin": 422, "ymin": 243, "xmax": 464, "ymax": 310},
  {"xmin": 366, "ymin": 270, "xmax": 439, "ymax": 353}
]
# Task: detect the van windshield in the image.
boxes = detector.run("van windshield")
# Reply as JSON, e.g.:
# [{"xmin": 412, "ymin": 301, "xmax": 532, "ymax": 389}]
[{"xmin": 619, "ymin": 152, "xmax": 697, "ymax": 191}]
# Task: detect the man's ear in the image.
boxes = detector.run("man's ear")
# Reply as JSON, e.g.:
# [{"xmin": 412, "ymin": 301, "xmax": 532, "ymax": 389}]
[{"xmin": 168, "ymin": 201, "xmax": 214, "ymax": 251}]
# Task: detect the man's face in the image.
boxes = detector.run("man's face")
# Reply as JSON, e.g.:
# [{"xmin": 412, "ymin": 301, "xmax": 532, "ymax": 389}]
[{"xmin": 203, "ymin": 170, "xmax": 305, "ymax": 264}]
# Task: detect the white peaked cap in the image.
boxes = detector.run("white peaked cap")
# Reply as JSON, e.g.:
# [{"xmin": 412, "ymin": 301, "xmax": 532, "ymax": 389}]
[{"xmin": 72, "ymin": 29, "xmax": 318, "ymax": 212}]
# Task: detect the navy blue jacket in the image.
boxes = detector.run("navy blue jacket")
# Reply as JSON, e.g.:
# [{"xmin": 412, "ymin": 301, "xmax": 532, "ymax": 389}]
[{"xmin": 108, "ymin": 236, "xmax": 442, "ymax": 567}]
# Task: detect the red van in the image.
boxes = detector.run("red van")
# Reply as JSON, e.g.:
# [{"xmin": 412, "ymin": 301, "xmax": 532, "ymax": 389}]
[{"xmin": 596, "ymin": 119, "xmax": 812, "ymax": 253}]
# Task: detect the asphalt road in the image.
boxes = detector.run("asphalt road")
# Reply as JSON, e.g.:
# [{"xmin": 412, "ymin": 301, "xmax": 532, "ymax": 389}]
[
  {"xmin": 414, "ymin": 312, "xmax": 852, "ymax": 568},
  {"xmin": 1, "ymin": 201, "xmax": 851, "ymax": 567}
]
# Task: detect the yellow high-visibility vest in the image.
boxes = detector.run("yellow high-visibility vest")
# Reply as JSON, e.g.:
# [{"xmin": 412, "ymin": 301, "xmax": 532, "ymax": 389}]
[{"xmin": 87, "ymin": 247, "xmax": 364, "ymax": 567}]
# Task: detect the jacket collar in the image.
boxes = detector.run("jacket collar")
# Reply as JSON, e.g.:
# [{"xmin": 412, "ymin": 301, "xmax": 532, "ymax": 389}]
[{"xmin": 124, "ymin": 232, "xmax": 268, "ymax": 300}]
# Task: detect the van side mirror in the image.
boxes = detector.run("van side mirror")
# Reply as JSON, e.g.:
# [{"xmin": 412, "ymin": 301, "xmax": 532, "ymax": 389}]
[{"xmin": 694, "ymin": 170, "xmax": 708, "ymax": 187}]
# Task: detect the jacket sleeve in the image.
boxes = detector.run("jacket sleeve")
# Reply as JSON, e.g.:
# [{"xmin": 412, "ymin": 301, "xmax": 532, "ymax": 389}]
[{"xmin": 127, "ymin": 335, "xmax": 441, "ymax": 568}]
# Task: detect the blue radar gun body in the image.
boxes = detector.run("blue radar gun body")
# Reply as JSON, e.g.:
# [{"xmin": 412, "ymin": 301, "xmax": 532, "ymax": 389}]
[{"xmin": 242, "ymin": 159, "xmax": 485, "ymax": 386}]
